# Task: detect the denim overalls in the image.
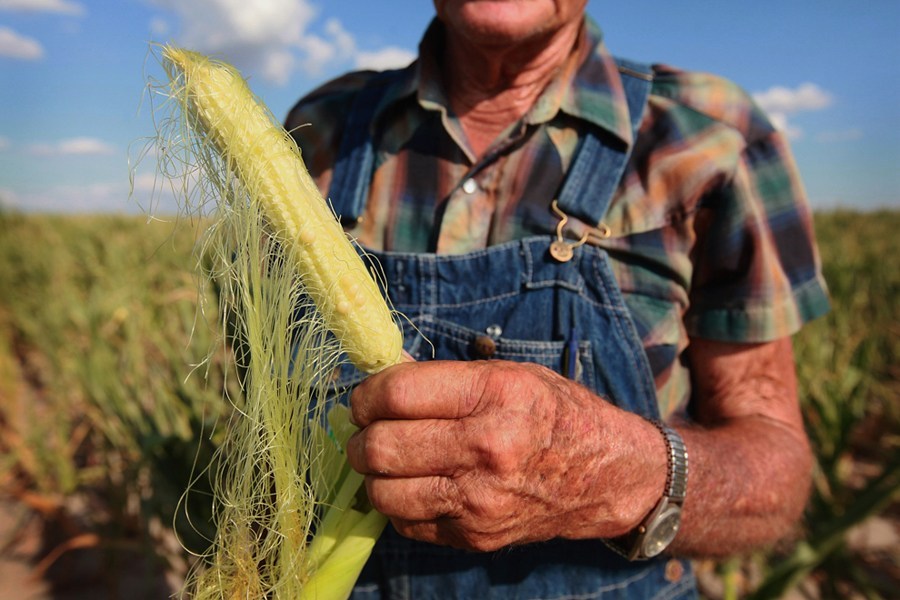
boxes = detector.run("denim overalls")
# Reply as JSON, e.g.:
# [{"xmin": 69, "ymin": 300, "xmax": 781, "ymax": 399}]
[{"xmin": 325, "ymin": 59, "xmax": 698, "ymax": 600}]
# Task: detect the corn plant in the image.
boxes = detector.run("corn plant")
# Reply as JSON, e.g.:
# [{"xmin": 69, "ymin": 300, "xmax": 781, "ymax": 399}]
[
  {"xmin": 0, "ymin": 213, "xmax": 233, "ymax": 584},
  {"xmin": 149, "ymin": 46, "xmax": 406, "ymax": 598},
  {"xmin": 745, "ymin": 211, "xmax": 900, "ymax": 599}
]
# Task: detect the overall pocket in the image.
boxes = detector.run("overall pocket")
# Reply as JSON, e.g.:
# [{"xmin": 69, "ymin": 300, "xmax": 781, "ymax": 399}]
[{"xmin": 328, "ymin": 314, "xmax": 594, "ymax": 393}]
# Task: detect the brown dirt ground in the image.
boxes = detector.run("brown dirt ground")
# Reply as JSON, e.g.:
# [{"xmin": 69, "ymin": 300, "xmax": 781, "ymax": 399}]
[
  {"xmin": 3, "ymin": 492, "xmax": 898, "ymax": 599},
  {"xmin": 0, "ymin": 497, "xmax": 178, "ymax": 600}
]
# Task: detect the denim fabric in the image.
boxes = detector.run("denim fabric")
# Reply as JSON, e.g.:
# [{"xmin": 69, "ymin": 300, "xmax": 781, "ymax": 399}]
[{"xmin": 327, "ymin": 61, "xmax": 698, "ymax": 600}]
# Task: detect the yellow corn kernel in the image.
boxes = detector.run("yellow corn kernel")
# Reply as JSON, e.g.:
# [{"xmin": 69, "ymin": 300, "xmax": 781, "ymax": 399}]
[{"xmin": 162, "ymin": 47, "xmax": 402, "ymax": 373}]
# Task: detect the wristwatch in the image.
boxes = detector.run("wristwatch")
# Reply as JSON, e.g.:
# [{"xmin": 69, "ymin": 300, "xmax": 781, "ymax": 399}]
[{"xmin": 605, "ymin": 420, "xmax": 688, "ymax": 561}]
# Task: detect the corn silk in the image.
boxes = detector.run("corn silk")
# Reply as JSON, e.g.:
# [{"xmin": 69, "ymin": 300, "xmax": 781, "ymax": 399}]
[{"xmin": 136, "ymin": 45, "xmax": 404, "ymax": 599}]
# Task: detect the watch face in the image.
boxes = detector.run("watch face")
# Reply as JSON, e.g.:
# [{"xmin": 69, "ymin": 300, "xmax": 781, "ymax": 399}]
[{"xmin": 641, "ymin": 507, "xmax": 682, "ymax": 558}]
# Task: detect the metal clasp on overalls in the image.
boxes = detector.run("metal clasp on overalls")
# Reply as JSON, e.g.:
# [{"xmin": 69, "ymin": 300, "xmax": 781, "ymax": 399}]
[
  {"xmin": 548, "ymin": 200, "xmax": 589, "ymax": 263},
  {"xmin": 549, "ymin": 200, "xmax": 615, "ymax": 262}
]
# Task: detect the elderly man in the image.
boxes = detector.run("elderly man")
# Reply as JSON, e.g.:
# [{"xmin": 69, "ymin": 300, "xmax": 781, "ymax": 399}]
[{"xmin": 286, "ymin": 1, "xmax": 830, "ymax": 597}]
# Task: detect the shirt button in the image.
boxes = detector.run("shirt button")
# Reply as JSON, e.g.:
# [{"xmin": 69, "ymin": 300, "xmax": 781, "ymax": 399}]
[
  {"xmin": 471, "ymin": 335, "xmax": 497, "ymax": 359},
  {"xmin": 462, "ymin": 178, "xmax": 478, "ymax": 194}
]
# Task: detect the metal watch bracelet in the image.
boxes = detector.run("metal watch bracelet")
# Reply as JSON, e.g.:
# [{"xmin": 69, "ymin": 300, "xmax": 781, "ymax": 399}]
[{"xmin": 603, "ymin": 420, "xmax": 688, "ymax": 560}]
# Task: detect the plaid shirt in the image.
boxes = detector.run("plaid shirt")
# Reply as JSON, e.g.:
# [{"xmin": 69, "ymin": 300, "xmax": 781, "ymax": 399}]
[{"xmin": 286, "ymin": 17, "xmax": 829, "ymax": 417}]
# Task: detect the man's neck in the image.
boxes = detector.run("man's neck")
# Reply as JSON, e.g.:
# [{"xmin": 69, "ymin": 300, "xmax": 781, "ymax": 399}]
[{"xmin": 443, "ymin": 20, "xmax": 582, "ymax": 159}]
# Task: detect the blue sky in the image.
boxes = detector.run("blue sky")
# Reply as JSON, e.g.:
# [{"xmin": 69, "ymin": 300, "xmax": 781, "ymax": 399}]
[{"xmin": 1, "ymin": 0, "xmax": 898, "ymax": 214}]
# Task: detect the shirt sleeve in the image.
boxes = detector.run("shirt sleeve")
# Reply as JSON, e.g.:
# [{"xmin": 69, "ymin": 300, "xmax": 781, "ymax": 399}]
[
  {"xmin": 684, "ymin": 127, "xmax": 830, "ymax": 342},
  {"xmin": 284, "ymin": 71, "xmax": 375, "ymax": 197}
]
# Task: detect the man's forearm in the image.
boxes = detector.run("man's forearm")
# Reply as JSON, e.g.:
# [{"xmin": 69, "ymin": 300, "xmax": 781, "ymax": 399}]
[
  {"xmin": 666, "ymin": 336, "xmax": 813, "ymax": 558},
  {"xmin": 670, "ymin": 415, "xmax": 812, "ymax": 557}
]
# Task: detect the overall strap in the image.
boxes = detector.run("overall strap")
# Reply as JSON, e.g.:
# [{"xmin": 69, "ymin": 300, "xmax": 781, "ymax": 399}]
[
  {"xmin": 555, "ymin": 58, "xmax": 653, "ymax": 225},
  {"xmin": 551, "ymin": 59, "xmax": 658, "ymax": 418},
  {"xmin": 327, "ymin": 69, "xmax": 404, "ymax": 223}
]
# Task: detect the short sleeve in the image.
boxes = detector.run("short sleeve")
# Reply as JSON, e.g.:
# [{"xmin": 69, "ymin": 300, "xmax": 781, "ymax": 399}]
[{"xmin": 684, "ymin": 129, "xmax": 830, "ymax": 342}]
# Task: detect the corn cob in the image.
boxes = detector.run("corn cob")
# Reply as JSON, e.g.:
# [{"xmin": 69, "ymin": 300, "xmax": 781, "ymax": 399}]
[
  {"xmin": 157, "ymin": 46, "xmax": 402, "ymax": 600},
  {"xmin": 162, "ymin": 47, "xmax": 402, "ymax": 374}
]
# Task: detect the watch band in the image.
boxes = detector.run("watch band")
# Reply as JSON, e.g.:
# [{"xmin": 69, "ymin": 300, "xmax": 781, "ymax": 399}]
[
  {"xmin": 656, "ymin": 420, "xmax": 688, "ymax": 504},
  {"xmin": 603, "ymin": 420, "xmax": 688, "ymax": 560}
]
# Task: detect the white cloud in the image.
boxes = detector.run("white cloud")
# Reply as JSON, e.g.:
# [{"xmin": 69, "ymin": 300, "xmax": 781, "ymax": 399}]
[
  {"xmin": 261, "ymin": 49, "xmax": 295, "ymax": 85},
  {"xmin": 149, "ymin": 0, "xmax": 315, "ymax": 83},
  {"xmin": 0, "ymin": 0, "xmax": 85, "ymax": 16},
  {"xmin": 0, "ymin": 179, "xmax": 181, "ymax": 214},
  {"xmin": 0, "ymin": 182, "xmax": 130, "ymax": 213},
  {"xmin": 28, "ymin": 137, "xmax": 117, "ymax": 156},
  {"xmin": 297, "ymin": 34, "xmax": 339, "ymax": 73},
  {"xmin": 58, "ymin": 138, "xmax": 117, "ymax": 155},
  {"xmin": 324, "ymin": 18, "xmax": 355, "ymax": 59},
  {"xmin": 148, "ymin": 0, "xmax": 414, "ymax": 85},
  {"xmin": 0, "ymin": 187, "xmax": 19, "ymax": 210},
  {"xmin": 753, "ymin": 82, "xmax": 833, "ymax": 115},
  {"xmin": 0, "ymin": 136, "xmax": 10, "ymax": 151},
  {"xmin": 355, "ymin": 46, "xmax": 416, "ymax": 71},
  {"xmin": 0, "ymin": 26, "xmax": 44, "ymax": 60},
  {"xmin": 764, "ymin": 112, "xmax": 802, "ymax": 141},
  {"xmin": 128, "ymin": 171, "xmax": 181, "ymax": 215},
  {"xmin": 130, "ymin": 171, "xmax": 160, "ymax": 194},
  {"xmin": 149, "ymin": 17, "xmax": 169, "ymax": 37},
  {"xmin": 753, "ymin": 82, "xmax": 833, "ymax": 139}
]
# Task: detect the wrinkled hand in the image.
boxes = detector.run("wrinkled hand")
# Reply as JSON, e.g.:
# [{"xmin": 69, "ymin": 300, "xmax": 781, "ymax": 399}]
[{"xmin": 346, "ymin": 360, "xmax": 666, "ymax": 552}]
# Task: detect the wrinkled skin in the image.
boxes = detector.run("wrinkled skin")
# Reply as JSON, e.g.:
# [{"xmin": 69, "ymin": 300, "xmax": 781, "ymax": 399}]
[{"xmin": 348, "ymin": 338, "xmax": 812, "ymax": 557}]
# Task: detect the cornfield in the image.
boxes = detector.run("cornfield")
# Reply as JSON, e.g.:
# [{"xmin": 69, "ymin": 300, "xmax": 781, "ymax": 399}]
[{"xmin": 0, "ymin": 209, "xmax": 897, "ymax": 598}]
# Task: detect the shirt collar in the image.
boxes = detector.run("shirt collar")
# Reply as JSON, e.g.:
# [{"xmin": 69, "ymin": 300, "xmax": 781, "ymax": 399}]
[
  {"xmin": 534, "ymin": 17, "xmax": 634, "ymax": 146},
  {"xmin": 371, "ymin": 16, "xmax": 634, "ymax": 148}
]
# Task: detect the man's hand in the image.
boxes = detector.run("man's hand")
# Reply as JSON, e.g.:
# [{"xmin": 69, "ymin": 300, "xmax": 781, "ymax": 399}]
[
  {"xmin": 346, "ymin": 360, "xmax": 668, "ymax": 552},
  {"xmin": 348, "ymin": 337, "xmax": 813, "ymax": 558}
]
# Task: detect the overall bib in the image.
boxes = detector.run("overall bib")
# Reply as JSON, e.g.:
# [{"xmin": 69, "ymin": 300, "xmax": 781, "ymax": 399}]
[{"xmin": 325, "ymin": 60, "xmax": 698, "ymax": 600}]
